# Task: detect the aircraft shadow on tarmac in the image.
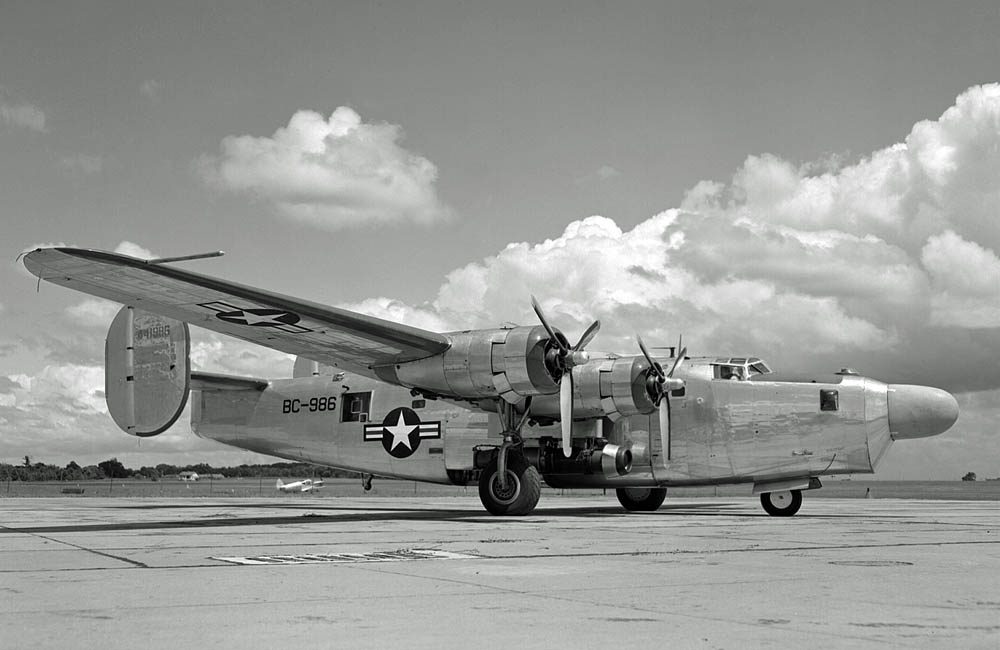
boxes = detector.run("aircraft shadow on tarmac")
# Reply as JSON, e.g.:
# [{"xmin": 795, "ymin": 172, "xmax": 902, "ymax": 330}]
[{"xmin": 0, "ymin": 502, "xmax": 739, "ymax": 535}]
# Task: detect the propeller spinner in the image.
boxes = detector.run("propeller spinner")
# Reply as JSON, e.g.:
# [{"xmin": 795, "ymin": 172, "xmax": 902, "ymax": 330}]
[
  {"xmin": 530, "ymin": 296, "xmax": 600, "ymax": 457},
  {"xmin": 637, "ymin": 334, "xmax": 686, "ymax": 464}
]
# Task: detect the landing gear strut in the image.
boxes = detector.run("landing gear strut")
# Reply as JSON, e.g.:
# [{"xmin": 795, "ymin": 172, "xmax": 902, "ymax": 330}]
[
  {"xmin": 478, "ymin": 400, "xmax": 541, "ymax": 516},
  {"xmin": 361, "ymin": 473, "xmax": 373, "ymax": 492}
]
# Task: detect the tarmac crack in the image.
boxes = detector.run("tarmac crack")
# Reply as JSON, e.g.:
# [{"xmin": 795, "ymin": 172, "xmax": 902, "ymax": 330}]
[{"xmin": 0, "ymin": 526, "xmax": 148, "ymax": 569}]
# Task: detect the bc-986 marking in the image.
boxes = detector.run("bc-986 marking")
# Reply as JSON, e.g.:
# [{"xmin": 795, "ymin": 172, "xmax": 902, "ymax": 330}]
[{"xmin": 282, "ymin": 396, "xmax": 337, "ymax": 414}]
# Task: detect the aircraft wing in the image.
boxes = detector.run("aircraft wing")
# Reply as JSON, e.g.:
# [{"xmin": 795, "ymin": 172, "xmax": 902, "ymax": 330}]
[{"xmin": 23, "ymin": 247, "xmax": 451, "ymax": 378}]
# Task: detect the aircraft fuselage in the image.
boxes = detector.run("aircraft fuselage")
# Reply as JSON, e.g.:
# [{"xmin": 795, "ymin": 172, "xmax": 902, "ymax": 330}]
[{"xmin": 190, "ymin": 363, "xmax": 898, "ymax": 493}]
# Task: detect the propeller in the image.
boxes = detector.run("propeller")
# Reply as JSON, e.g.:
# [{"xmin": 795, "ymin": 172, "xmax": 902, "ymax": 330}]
[
  {"xmin": 531, "ymin": 296, "xmax": 600, "ymax": 457},
  {"xmin": 637, "ymin": 334, "xmax": 686, "ymax": 464}
]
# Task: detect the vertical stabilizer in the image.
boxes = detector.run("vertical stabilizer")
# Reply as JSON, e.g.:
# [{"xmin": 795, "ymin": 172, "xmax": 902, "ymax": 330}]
[{"xmin": 105, "ymin": 306, "xmax": 190, "ymax": 436}]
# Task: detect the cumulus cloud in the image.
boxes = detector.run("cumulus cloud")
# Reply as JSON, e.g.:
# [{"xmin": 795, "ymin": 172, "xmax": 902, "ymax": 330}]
[
  {"xmin": 139, "ymin": 79, "xmax": 163, "ymax": 103},
  {"xmin": 0, "ymin": 91, "xmax": 46, "ymax": 133},
  {"xmin": 199, "ymin": 107, "xmax": 453, "ymax": 229},
  {"xmin": 114, "ymin": 241, "xmax": 156, "ymax": 259},
  {"xmin": 65, "ymin": 299, "xmax": 120, "ymax": 328},
  {"xmin": 189, "ymin": 330, "xmax": 293, "ymax": 378},
  {"xmin": 335, "ymin": 297, "xmax": 452, "ymax": 333},
  {"xmin": 921, "ymin": 230, "xmax": 1000, "ymax": 327},
  {"xmin": 59, "ymin": 153, "xmax": 103, "ymax": 175},
  {"xmin": 356, "ymin": 84, "xmax": 1000, "ymax": 393},
  {"xmin": 575, "ymin": 164, "xmax": 622, "ymax": 185}
]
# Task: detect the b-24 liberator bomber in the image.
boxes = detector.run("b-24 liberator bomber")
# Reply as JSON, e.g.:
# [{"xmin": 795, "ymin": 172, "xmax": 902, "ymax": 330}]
[{"xmin": 23, "ymin": 247, "xmax": 959, "ymax": 516}]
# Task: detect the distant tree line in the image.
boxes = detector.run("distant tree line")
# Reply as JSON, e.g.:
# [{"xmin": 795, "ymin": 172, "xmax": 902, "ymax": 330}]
[{"xmin": 1, "ymin": 456, "xmax": 360, "ymax": 481}]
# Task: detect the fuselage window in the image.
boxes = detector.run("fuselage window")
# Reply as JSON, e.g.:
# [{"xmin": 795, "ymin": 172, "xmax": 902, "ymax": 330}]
[
  {"xmin": 342, "ymin": 391, "xmax": 372, "ymax": 423},
  {"xmin": 820, "ymin": 389, "xmax": 839, "ymax": 412}
]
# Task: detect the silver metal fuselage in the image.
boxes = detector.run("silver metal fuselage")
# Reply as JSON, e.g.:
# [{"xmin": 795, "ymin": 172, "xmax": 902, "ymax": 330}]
[{"xmin": 191, "ymin": 361, "xmax": 896, "ymax": 489}]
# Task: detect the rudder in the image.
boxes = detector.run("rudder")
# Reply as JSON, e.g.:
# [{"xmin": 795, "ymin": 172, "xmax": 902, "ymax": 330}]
[{"xmin": 105, "ymin": 306, "xmax": 190, "ymax": 436}]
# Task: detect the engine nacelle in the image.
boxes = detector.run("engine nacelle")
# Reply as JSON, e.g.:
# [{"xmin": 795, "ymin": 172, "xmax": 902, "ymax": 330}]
[
  {"xmin": 105, "ymin": 306, "xmax": 190, "ymax": 436},
  {"xmin": 379, "ymin": 325, "xmax": 560, "ymax": 403},
  {"xmin": 529, "ymin": 355, "xmax": 658, "ymax": 421}
]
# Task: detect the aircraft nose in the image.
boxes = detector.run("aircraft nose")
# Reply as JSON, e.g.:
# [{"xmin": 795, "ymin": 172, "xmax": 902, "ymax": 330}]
[{"xmin": 887, "ymin": 384, "xmax": 959, "ymax": 440}]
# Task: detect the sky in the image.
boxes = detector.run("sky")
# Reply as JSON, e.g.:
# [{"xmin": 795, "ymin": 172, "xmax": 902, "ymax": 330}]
[{"xmin": 1, "ymin": 1, "xmax": 999, "ymax": 479}]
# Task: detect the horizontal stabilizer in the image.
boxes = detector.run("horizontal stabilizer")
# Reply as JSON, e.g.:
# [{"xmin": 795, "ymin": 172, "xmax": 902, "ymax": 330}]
[{"xmin": 191, "ymin": 372, "xmax": 269, "ymax": 392}]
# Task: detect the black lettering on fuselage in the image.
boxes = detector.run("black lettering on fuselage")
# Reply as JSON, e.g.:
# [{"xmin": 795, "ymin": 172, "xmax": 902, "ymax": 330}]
[{"xmin": 283, "ymin": 396, "xmax": 337, "ymax": 415}]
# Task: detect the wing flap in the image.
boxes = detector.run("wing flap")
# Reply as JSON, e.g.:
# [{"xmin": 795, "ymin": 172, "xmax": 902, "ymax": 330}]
[{"xmin": 24, "ymin": 247, "xmax": 450, "ymax": 377}]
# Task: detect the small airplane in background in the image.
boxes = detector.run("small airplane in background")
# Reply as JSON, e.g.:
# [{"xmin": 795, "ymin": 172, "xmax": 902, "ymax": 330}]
[
  {"xmin": 22, "ymin": 247, "xmax": 960, "ymax": 517},
  {"xmin": 275, "ymin": 478, "xmax": 324, "ymax": 493}
]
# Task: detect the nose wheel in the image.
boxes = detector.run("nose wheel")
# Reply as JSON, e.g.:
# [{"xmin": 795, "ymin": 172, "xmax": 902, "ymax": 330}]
[{"xmin": 760, "ymin": 489, "xmax": 802, "ymax": 516}]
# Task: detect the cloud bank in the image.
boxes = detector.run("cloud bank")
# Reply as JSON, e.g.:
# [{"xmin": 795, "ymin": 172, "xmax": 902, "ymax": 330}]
[
  {"xmin": 349, "ymin": 85, "xmax": 1000, "ymax": 396},
  {"xmin": 6, "ymin": 85, "xmax": 1000, "ymax": 477},
  {"xmin": 199, "ymin": 107, "xmax": 453, "ymax": 229}
]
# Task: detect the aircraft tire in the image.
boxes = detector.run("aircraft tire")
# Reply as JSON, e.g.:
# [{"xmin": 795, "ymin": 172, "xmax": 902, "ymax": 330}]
[
  {"xmin": 760, "ymin": 489, "xmax": 802, "ymax": 516},
  {"xmin": 478, "ymin": 455, "xmax": 541, "ymax": 516},
  {"xmin": 616, "ymin": 487, "xmax": 667, "ymax": 511}
]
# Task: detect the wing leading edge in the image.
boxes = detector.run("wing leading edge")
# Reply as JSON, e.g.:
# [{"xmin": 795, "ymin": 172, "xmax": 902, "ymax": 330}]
[{"xmin": 23, "ymin": 247, "xmax": 451, "ymax": 378}]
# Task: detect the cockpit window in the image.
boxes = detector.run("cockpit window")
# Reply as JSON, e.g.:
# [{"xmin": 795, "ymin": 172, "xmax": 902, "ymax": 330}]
[
  {"xmin": 714, "ymin": 364, "xmax": 745, "ymax": 380},
  {"xmin": 712, "ymin": 357, "xmax": 773, "ymax": 381}
]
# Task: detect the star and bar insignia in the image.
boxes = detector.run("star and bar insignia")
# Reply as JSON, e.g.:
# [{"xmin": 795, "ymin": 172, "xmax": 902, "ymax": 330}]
[
  {"xmin": 364, "ymin": 407, "xmax": 441, "ymax": 459},
  {"xmin": 199, "ymin": 301, "xmax": 313, "ymax": 333}
]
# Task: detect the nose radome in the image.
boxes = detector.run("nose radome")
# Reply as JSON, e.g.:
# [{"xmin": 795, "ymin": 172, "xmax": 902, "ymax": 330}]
[{"xmin": 887, "ymin": 385, "xmax": 959, "ymax": 440}]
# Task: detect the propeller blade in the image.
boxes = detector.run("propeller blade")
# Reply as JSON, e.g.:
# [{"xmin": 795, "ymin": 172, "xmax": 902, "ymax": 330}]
[
  {"xmin": 668, "ymin": 346, "xmax": 687, "ymax": 378},
  {"xmin": 667, "ymin": 334, "xmax": 686, "ymax": 376},
  {"xmin": 560, "ymin": 373, "xmax": 574, "ymax": 457},
  {"xmin": 636, "ymin": 334, "xmax": 665, "ymax": 379},
  {"xmin": 658, "ymin": 399, "xmax": 670, "ymax": 463},
  {"xmin": 572, "ymin": 320, "xmax": 601, "ymax": 351},
  {"xmin": 531, "ymin": 295, "xmax": 568, "ymax": 353}
]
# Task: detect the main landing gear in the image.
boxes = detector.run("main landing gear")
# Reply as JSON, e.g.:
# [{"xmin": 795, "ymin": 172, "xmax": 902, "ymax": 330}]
[
  {"xmin": 478, "ymin": 453, "xmax": 541, "ymax": 516},
  {"xmin": 760, "ymin": 489, "xmax": 802, "ymax": 516},
  {"xmin": 478, "ymin": 400, "xmax": 541, "ymax": 516}
]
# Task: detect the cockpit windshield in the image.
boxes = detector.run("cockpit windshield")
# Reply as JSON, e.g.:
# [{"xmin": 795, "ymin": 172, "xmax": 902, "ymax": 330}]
[{"xmin": 711, "ymin": 357, "xmax": 773, "ymax": 381}]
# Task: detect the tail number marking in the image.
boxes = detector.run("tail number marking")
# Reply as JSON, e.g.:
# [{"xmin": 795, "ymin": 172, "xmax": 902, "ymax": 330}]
[{"xmin": 282, "ymin": 396, "xmax": 338, "ymax": 414}]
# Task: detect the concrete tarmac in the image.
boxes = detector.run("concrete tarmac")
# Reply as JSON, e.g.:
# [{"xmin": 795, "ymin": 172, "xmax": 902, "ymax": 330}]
[{"xmin": 2, "ymin": 495, "xmax": 998, "ymax": 649}]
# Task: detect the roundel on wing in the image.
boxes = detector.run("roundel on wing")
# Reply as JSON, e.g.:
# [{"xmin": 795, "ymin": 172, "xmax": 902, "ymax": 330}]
[{"xmin": 216, "ymin": 309, "xmax": 301, "ymax": 328}]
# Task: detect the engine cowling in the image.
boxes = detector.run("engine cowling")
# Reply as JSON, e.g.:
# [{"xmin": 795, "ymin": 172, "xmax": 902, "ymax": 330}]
[
  {"xmin": 529, "ymin": 355, "xmax": 659, "ymax": 421},
  {"xmin": 380, "ymin": 325, "xmax": 560, "ymax": 402}
]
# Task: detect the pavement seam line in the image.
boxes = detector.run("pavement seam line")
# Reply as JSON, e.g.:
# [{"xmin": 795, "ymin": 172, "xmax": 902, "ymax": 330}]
[{"xmin": 3, "ymin": 526, "xmax": 149, "ymax": 568}]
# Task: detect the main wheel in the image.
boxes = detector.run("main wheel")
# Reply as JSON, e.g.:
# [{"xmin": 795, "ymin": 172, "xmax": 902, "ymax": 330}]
[
  {"xmin": 478, "ymin": 455, "xmax": 542, "ymax": 516},
  {"xmin": 760, "ymin": 489, "xmax": 802, "ymax": 516},
  {"xmin": 616, "ymin": 487, "xmax": 667, "ymax": 511}
]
